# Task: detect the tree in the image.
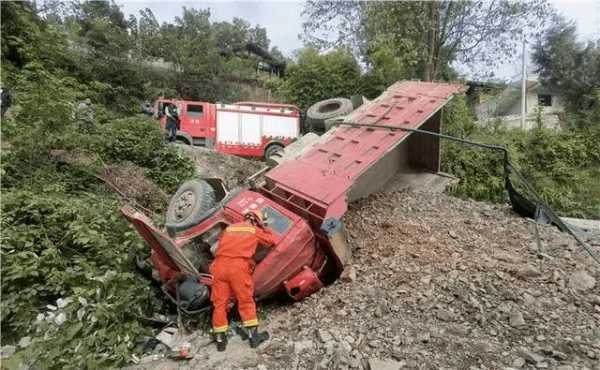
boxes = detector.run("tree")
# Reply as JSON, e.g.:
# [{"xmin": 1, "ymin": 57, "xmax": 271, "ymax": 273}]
[
  {"xmin": 302, "ymin": 0, "xmax": 553, "ymax": 81},
  {"xmin": 533, "ymin": 15, "xmax": 600, "ymax": 125},
  {"xmin": 282, "ymin": 48, "xmax": 361, "ymax": 109},
  {"xmin": 137, "ymin": 8, "xmax": 161, "ymax": 58}
]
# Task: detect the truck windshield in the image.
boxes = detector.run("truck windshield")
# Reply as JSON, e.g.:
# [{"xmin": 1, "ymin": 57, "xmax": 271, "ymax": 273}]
[{"xmin": 261, "ymin": 206, "xmax": 291, "ymax": 234}]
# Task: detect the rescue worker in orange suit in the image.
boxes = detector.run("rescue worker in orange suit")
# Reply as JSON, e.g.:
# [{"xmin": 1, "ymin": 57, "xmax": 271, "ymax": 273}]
[{"xmin": 210, "ymin": 210, "xmax": 275, "ymax": 351}]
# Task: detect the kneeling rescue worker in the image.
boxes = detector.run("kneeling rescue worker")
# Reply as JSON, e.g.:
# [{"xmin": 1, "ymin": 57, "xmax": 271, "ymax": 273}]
[{"xmin": 210, "ymin": 210, "xmax": 275, "ymax": 351}]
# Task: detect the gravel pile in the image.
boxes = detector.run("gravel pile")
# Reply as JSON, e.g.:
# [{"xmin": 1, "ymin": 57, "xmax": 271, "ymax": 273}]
[{"xmin": 133, "ymin": 190, "xmax": 600, "ymax": 370}]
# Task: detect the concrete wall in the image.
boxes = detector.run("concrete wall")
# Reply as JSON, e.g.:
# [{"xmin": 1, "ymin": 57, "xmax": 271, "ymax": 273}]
[{"xmin": 505, "ymin": 91, "xmax": 565, "ymax": 116}]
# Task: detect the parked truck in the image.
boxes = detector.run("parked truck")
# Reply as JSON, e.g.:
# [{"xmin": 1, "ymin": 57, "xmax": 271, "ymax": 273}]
[
  {"xmin": 124, "ymin": 81, "xmax": 463, "ymax": 313},
  {"xmin": 155, "ymin": 98, "xmax": 301, "ymax": 159}
]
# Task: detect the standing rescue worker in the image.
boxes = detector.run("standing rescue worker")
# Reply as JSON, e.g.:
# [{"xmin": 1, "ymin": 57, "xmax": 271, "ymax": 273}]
[
  {"xmin": 165, "ymin": 103, "xmax": 179, "ymax": 142},
  {"xmin": 210, "ymin": 210, "xmax": 275, "ymax": 352}
]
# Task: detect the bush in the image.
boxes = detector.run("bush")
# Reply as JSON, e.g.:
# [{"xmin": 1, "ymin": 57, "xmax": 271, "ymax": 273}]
[
  {"xmin": 282, "ymin": 48, "xmax": 361, "ymax": 109},
  {"xmin": 442, "ymin": 99, "xmax": 600, "ymax": 219},
  {"xmin": 1, "ymin": 81, "xmax": 195, "ymax": 367}
]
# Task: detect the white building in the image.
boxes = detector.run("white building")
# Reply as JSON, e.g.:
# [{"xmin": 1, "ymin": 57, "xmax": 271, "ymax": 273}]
[{"xmin": 475, "ymin": 80, "xmax": 565, "ymax": 130}]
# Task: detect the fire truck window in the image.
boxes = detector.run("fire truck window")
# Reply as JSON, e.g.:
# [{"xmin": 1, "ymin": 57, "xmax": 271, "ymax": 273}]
[
  {"xmin": 261, "ymin": 206, "xmax": 291, "ymax": 234},
  {"xmin": 187, "ymin": 104, "xmax": 204, "ymax": 118}
]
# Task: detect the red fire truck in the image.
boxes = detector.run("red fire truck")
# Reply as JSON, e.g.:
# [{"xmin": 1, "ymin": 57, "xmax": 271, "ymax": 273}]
[{"xmin": 155, "ymin": 99, "xmax": 301, "ymax": 159}]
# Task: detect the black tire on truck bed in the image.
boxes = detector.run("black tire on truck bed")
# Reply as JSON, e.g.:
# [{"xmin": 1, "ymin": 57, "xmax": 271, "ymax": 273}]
[
  {"xmin": 166, "ymin": 179, "xmax": 216, "ymax": 233},
  {"xmin": 306, "ymin": 98, "xmax": 354, "ymax": 131}
]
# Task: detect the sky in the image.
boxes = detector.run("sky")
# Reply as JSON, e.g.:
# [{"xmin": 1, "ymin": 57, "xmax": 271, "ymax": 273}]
[{"xmin": 117, "ymin": 0, "xmax": 600, "ymax": 80}]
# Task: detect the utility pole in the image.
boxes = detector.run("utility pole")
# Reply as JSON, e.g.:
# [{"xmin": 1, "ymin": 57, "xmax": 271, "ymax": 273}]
[
  {"xmin": 596, "ymin": 0, "xmax": 600, "ymax": 47},
  {"xmin": 520, "ymin": 38, "xmax": 527, "ymax": 130}
]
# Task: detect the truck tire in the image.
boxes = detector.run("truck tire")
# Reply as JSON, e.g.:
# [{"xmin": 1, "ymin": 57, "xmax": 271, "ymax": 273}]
[
  {"xmin": 264, "ymin": 143, "xmax": 284, "ymax": 160},
  {"xmin": 166, "ymin": 180, "xmax": 216, "ymax": 231},
  {"xmin": 306, "ymin": 98, "xmax": 354, "ymax": 131}
]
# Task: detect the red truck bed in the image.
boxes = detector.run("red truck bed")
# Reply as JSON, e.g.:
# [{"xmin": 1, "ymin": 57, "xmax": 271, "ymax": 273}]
[{"xmin": 262, "ymin": 81, "xmax": 464, "ymax": 226}]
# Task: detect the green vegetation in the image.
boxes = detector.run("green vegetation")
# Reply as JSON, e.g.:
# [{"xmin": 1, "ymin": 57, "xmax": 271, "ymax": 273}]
[
  {"xmin": 1, "ymin": 76, "xmax": 195, "ymax": 368},
  {"xmin": 280, "ymin": 48, "xmax": 362, "ymax": 109},
  {"xmin": 442, "ymin": 96, "xmax": 600, "ymax": 219}
]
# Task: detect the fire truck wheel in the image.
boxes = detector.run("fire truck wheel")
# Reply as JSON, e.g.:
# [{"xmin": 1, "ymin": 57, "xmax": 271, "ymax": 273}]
[
  {"xmin": 264, "ymin": 143, "xmax": 284, "ymax": 160},
  {"xmin": 166, "ymin": 179, "xmax": 216, "ymax": 230},
  {"xmin": 306, "ymin": 98, "xmax": 354, "ymax": 131}
]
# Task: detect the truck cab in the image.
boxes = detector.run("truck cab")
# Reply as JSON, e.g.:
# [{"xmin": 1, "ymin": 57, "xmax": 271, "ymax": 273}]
[
  {"xmin": 155, "ymin": 98, "xmax": 217, "ymax": 147},
  {"xmin": 122, "ymin": 185, "xmax": 327, "ymax": 311}
]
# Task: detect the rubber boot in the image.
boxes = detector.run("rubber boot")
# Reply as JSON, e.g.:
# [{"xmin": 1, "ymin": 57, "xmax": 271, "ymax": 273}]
[
  {"xmin": 215, "ymin": 332, "xmax": 228, "ymax": 352},
  {"xmin": 247, "ymin": 326, "xmax": 269, "ymax": 348}
]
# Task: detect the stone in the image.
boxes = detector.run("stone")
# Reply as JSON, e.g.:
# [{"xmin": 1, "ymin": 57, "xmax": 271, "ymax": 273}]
[
  {"xmin": 257, "ymin": 365, "xmax": 267, "ymax": 370},
  {"xmin": 368, "ymin": 358, "xmax": 405, "ymax": 370},
  {"xmin": 516, "ymin": 265, "xmax": 541, "ymax": 279},
  {"xmin": 341, "ymin": 265, "xmax": 357, "ymax": 282},
  {"xmin": 512, "ymin": 357, "xmax": 526, "ymax": 368},
  {"xmin": 325, "ymin": 340, "xmax": 336, "ymax": 355},
  {"xmin": 333, "ymin": 347, "xmax": 351, "ymax": 366},
  {"xmin": 317, "ymin": 329, "xmax": 333, "ymax": 343},
  {"xmin": 77, "ymin": 308, "xmax": 86, "ymax": 321},
  {"xmin": 436, "ymin": 309, "xmax": 455, "ymax": 322},
  {"xmin": 17, "ymin": 337, "xmax": 31, "ymax": 348},
  {"xmin": 509, "ymin": 310, "xmax": 526, "ymax": 328},
  {"xmin": 448, "ymin": 230, "xmax": 459, "ymax": 239},
  {"xmin": 0, "ymin": 345, "xmax": 16, "ymax": 359},
  {"xmin": 293, "ymin": 340, "xmax": 314, "ymax": 354},
  {"xmin": 417, "ymin": 332, "xmax": 430, "ymax": 344},
  {"xmin": 495, "ymin": 252, "xmax": 523, "ymax": 264},
  {"xmin": 555, "ymin": 366, "xmax": 574, "ymax": 370},
  {"xmin": 519, "ymin": 348, "xmax": 545, "ymax": 364},
  {"xmin": 56, "ymin": 297, "xmax": 72, "ymax": 308},
  {"xmin": 238, "ymin": 356, "xmax": 259, "ymax": 368},
  {"xmin": 568, "ymin": 271, "xmax": 596, "ymax": 291},
  {"xmin": 54, "ymin": 312, "xmax": 67, "ymax": 326}
]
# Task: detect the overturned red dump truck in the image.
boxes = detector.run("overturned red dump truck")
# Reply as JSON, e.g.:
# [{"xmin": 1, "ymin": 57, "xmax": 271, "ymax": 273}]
[{"xmin": 122, "ymin": 81, "xmax": 464, "ymax": 312}]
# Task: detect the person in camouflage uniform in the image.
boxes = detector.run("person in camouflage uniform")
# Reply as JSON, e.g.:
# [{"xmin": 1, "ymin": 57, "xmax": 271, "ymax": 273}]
[{"xmin": 77, "ymin": 98, "xmax": 95, "ymax": 133}]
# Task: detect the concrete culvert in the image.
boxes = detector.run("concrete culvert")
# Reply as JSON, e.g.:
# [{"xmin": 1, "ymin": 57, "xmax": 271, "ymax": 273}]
[{"xmin": 307, "ymin": 98, "xmax": 354, "ymax": 131}]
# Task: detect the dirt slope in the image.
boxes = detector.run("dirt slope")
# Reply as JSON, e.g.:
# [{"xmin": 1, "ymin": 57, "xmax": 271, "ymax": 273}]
[
  {"xmin": 133, "ymin": 190, "xmax": 600, "ymax": 370},
  {"xmin": 176, "ymin": 145, "xmax": 264, "ymax": 188}
]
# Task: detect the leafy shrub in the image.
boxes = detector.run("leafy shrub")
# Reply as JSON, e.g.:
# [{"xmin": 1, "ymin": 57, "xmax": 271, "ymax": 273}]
[
  {"xmin": 1, "ymin": 78, "xmax": 195, "ymax": 367},
  {"xmin": 282, "ymin": 48, "xmax": 361, "ymax": 109},
  {"xmin": 442, "ymin": 99, "xmax": 600, "ymax": 219},
  {"xmin": 0, "ymin": 187, "xmax": 164, "ymax": 368}
]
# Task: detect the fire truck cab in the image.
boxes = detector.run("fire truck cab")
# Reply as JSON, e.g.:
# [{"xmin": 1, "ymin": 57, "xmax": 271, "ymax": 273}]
[{"xmin": 155, "ymin": 99, "xmax": 301, "ymax": 159}]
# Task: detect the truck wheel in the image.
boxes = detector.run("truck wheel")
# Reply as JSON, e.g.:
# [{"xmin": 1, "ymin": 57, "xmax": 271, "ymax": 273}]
[
  {"xmin": 264, "ymin": 143, "xmax": 284, "ymax": 160},
  {"xmin": 307, "ymin": 98, "xmax": 354, "ymax": 131},
  {"xmin": 166, "ymin": 180, "xmax": 216, "ymax": 231}
]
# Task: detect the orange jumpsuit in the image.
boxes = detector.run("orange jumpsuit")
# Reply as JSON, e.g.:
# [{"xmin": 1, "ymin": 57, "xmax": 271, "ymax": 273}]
[{"xmin": 210, "ymin": 221, "xmax": 275, "ymax": 333}]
